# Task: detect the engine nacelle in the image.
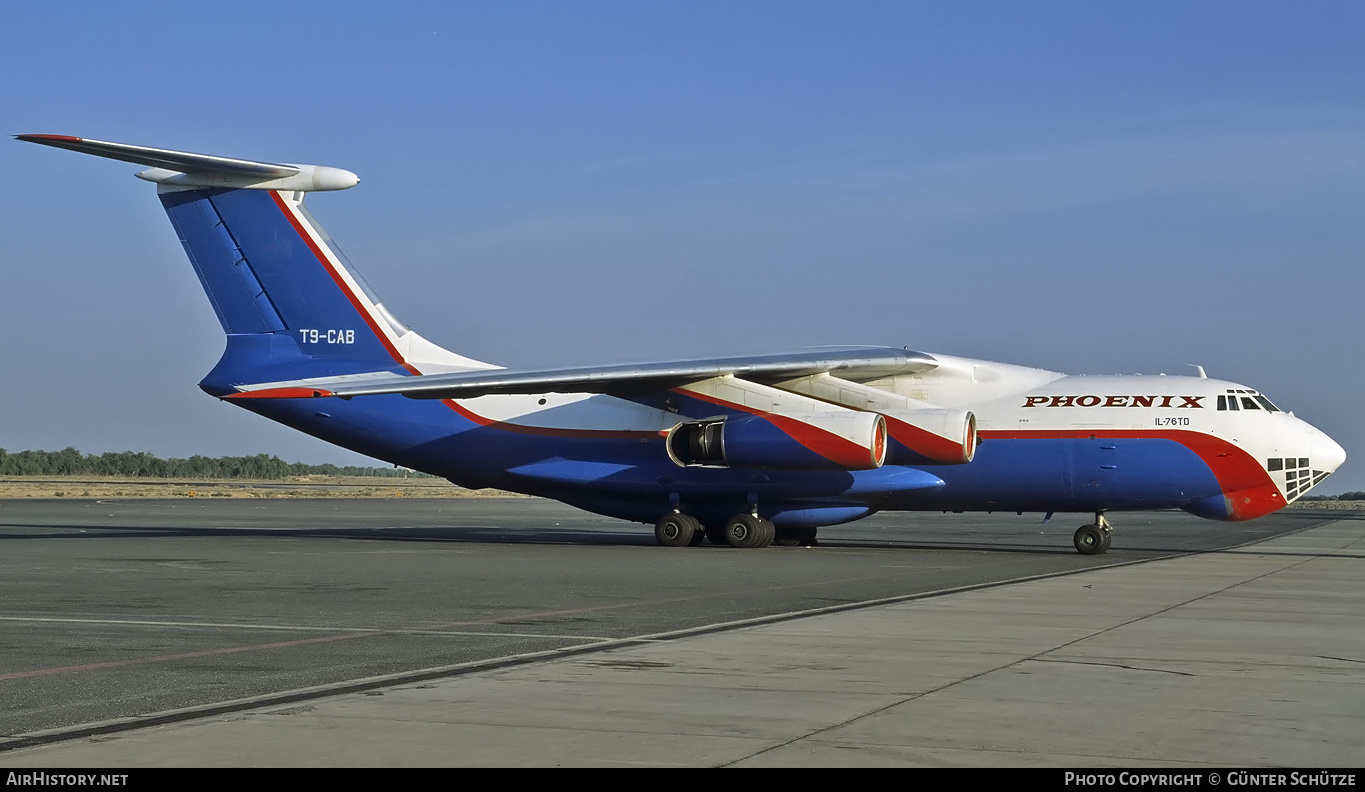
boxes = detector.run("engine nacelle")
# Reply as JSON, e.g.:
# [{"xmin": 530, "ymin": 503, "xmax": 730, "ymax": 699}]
[
  {"xmin": 667, "ymin": 411, "xmax": 887, "ymax": 471},
  {"xmin": 880, "ymin": 408, "xmax": 977, "ymax": 465}
]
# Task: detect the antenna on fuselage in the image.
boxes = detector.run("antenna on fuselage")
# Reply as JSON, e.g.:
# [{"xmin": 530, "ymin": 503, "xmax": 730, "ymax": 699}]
[{"xmin": 1190, "ymin": 364, "xmax": 1208, "ymax": 379}]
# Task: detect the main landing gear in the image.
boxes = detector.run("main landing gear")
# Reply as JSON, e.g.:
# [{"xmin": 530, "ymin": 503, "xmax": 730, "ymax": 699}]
[
  {"xmin": 1073, "ymin": 512, "xmax": 1114, "ymax": 556},
  {"xmin": 654, "ymin": 510, "xmax": 810, "ymax": 549},
  {"xmin": 654, "ymin": 513, "xmax": 707, "ymax": 547},
  {"xmin": 720, "ymin": 513, "xmax": 775, "ymax": 548}
]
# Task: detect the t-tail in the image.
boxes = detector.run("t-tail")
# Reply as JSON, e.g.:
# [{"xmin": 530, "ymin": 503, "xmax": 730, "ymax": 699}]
[{"xmin": 16, "ymin": 134, "xmax": 493, "ymax": 396}]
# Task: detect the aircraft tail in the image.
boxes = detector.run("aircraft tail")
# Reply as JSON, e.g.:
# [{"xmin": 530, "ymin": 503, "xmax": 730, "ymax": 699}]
[{"xmin": 18, "ymin": 135, "xmax": 492, "ymax": 392}]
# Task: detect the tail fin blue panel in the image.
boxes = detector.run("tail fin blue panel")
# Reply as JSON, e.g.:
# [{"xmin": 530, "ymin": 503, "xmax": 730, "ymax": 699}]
[
  {"xmin": 161, "ymin": 189, "xmax": 288, "ymax": 335},
  {"xmin": 161, "ymin": 188, "xmax": 411, "ymax": 386}
]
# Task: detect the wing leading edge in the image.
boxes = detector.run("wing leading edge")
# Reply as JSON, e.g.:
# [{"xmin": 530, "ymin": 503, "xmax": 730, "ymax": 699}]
[{"xmin": 226, "ymin": 347, "xmax": 939, "ymax": 400}]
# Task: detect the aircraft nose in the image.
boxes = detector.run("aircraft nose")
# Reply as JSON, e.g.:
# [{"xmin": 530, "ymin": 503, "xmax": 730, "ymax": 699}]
[{"xmin": 1313, "ymin": 431, "xmax": 1347, "ymax": 473}]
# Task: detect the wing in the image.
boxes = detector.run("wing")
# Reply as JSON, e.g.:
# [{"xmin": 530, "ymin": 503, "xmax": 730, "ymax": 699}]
[{"xmin": 225, "ymin": 346, "xmax": 938, "ymax": 400}]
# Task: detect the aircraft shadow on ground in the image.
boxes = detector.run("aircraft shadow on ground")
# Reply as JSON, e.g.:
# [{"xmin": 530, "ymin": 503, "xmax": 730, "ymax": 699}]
[
  {"xmin": 0, "ymin": 508, "xmax": 1349, "ymax": 554},
  {"xmin": 0, "ymin": 522, "xmax": 1199, "ymax": 557}
]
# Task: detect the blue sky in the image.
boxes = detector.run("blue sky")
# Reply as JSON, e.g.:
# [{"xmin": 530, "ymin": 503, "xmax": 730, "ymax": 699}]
[{"xmin": 3, "ymin": 2, "xmax": 1363, "ymax": 492}]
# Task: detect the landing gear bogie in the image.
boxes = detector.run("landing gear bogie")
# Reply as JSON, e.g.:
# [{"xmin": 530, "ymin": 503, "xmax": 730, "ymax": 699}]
[
  {"xmin": 723, "ymin": 513, "xmax": 775, "ymax": 548},
  {"xmin": 656, "ymin": 509, "xmax": 783, "ymax": 549},
  {"xmin": 655, "ymin": 513, "xmax": 702, "ymax": 547}
]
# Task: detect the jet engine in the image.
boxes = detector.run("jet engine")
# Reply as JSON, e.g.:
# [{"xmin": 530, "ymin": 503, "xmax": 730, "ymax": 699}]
[
  {"xmin": 880, "ymin": 408, "xmax": 977, "ymax": 465},
  {"xmin": 666, "ymin": 411, "xmax": 887, "ymax": 471}
]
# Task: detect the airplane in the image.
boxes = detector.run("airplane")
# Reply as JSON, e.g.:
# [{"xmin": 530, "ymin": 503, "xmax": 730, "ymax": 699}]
[{"xmin": 17, "ymin": 134, "xmax": 1347, "ymax": 554}]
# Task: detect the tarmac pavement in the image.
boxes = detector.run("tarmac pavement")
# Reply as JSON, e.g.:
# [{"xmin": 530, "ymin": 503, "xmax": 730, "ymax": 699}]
[{"xmin": 1, "ymin": 513, "xmax": 1360, "ymax": 767}]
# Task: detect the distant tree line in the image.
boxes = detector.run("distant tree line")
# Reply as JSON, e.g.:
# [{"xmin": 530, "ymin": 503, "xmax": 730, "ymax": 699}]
[
  {"xmin": 0, "ymin": 448, "xmax": 433, "ymax": 479},
  {"xmin": 1290, "ymin": 492, "xmax": 1365, "ymax": 501}
]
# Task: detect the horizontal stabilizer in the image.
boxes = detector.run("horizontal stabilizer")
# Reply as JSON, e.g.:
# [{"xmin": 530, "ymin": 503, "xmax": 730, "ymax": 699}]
[
  {"xmin": 225, "ymin": 347, "xmax": 939, "ymax": 400},
  {"xmin": 17, "ymin": 134, "xmax": 358, "ymax": 192},
  {"xmin": 18, "ymin": 135, "xmax": 298, "ymax": 176}
]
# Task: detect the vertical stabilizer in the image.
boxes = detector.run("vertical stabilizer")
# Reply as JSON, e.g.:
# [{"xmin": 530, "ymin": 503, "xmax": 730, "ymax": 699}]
[{"xmin": 18, "ymin": 135, "xmax": 495, "ymax": 393}]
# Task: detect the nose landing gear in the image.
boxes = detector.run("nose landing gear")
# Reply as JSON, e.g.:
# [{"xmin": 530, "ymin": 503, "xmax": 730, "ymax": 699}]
[{"xmin": 1073, "ymin": 512, "xmax": 1114, "ymax": 555}]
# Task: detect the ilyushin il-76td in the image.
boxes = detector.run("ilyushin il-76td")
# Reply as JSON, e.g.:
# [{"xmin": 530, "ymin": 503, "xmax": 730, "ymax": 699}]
[{"xmin": 19, "ymin": 134, "xmax": 1346, "ymax": 554}]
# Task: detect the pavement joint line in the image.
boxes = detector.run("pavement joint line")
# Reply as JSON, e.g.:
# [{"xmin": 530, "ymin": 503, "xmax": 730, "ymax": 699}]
[
  {"xmin": 1031, "ymin": 658, "xmax": 1197, "ymax": 676},
  {"xmin": 1220, "ymin": 550, "xmax": 1365, "ymax": 559}
]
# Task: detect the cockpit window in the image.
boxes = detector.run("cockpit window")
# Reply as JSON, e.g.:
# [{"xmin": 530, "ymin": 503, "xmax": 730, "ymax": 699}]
[{"xmin": 1219, "ymin": 388, "xmax": 1282, "ymax": 413}]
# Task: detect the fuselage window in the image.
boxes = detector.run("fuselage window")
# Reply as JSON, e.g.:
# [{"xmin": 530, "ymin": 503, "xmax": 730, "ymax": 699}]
[
  {"xmin": 1240, "ymin": 397, "xmax": 1260, "ymax": 410},
  {"xmin": 1255, "ymin": 396, "xmax": 1280, "ymax": 412},
  {"xmin": 1227, "ymin": 397, "xmax": 1240, "ymax": 411},
  {"xmin": 1217, "ymin": 395, "xmax": 1228, "ymax": 411}
]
